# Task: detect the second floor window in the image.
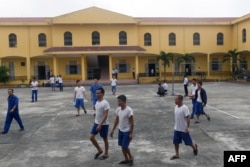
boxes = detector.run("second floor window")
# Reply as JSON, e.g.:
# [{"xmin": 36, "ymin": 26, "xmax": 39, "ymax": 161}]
[
  {"xmin": 169, "ymin": 33, "xmax": 176, "ymax": 46},
  {"xmin": 193, "ymin": 33, "xmax": 200, "ymax": 45},
  {"xmin": 38, "ymin": 33, "xmax": 47, "ymax": 47},
  {"xmin": 9, "ymin": 33, "xmax": 17, "ymax": 47},
  {"xmin": 119, "ymin": 31, "xmax": 127, "ymax": 45},
  {"xmin": 242, "ymin": 29, "xmax": 246, "ymax": 43},
  {"xmin": 144, "ymin": 33, "xmax": 151, "ymax": 46},
  {"xmin": 64, "ymin": 31, "xmax": 72, "ymax": 46},
  {"xmin": 217, "ymin": 33, "xmax": 223, "ymax": 45},
  {"xmin": 92, "ymin": 31, "xmax": 100, "ymax": 45}
]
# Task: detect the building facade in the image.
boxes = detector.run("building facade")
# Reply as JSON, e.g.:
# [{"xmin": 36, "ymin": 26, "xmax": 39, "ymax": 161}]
[{"xmin": 0, "ymin": 7, "xmax": 250, "ymax": 84}]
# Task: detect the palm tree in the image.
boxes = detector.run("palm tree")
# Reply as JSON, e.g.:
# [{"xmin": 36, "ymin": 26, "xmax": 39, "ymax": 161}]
[
  {"xmin": 157, "ymin": 51, "xmax": 174, "ymax": 80},
  {"xmin": 175, "ymin": 53, "xmax": 195, "ymax": 75},
  {"xmin": 0, "ymin": 65, "xmax": 9, "ymax": 84},
  {"xmin": 223, "ymin": 49, "xmax": 240, "ymax": 79}
]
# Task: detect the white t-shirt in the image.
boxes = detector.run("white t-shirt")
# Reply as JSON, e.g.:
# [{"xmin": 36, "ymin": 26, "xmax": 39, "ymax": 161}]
[
  {"xmin": 116, "ymin": 106, "xmax": 133, "ymax": 132},
  {"xmin": 111, "ymin": 79, "xmax": 117, "ymax": 86},
  {"xmin": 74, "ymin": 86, "xmax": 85, "ymax": 99},
  {"xmin": 31, "ymin": 81, "xmax": 38, "ymax": 90},
  {"xmin": 183, "ymin": 77, "xmax": 188, "ymax": 85},
  {"xmin": 58, "ymin": 77, "xmax": 63, "ymax": 83},
  {"xmin": 191, "ymin": 84, "xmax": 198, "ymax": 96},
  {"xmin": 197, "ymin": 89, "xmax": 202, "ymax": 102},
  {"xmin": 162, "ymin": 83, "xmax": 168, "ymax": 91},
  {"xmin": 174, "ymin": 104, "xmax": 190, "ymax": 132},
  {"xmin": 95, "ymin": 99, "xmax": 110, "ymax": 125},
  {"xmin": 49, "ymin": 77, "xmax": 55, "ymax": 84}
]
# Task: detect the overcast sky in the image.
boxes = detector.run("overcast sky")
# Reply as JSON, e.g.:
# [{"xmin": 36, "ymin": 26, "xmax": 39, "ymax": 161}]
[{"xmin": 0, "ymin": 0, "xmax": 249, "ymax": 18}]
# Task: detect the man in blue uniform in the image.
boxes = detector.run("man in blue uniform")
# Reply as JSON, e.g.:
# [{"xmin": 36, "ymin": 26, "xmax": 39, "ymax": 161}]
[
  {"xmin": 2, "ymin": 88, "xmax": 24, "ymax": 134},
  {"xmin": 90, "ymin": 78, "xmax": 103, "ymax": 110}
]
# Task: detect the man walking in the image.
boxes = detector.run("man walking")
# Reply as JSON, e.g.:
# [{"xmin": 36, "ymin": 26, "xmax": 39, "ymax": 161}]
[
  {"xmin": 110, "ymin": 95, "xmax": 134, "ymax": 166},
  {"xmin": 189, "ymin": 79, "xmax": 198, "ymax": 119},
  {"xmin": 30, "ymin": 77, "xmax": 38, "ymax": 103},
  {"xmin": 90, "ymin": 87, "xmax": 110, "ymax": 160},
  {"xmin": 90, "ymin": 78, "xmax": 103, "ymax": 110},
  {"xmin": 170, "ymin": 95, "xmax": 198, "ymax": 160},
  {"xmin": 2, "ymin": 89, "xmax": 24, "ymax": 134},
  {"xmin": 194, "ymin": 81, "xmax": 210, "ymax": 123},
  {"xmin": 73, "ymin": 80, "xmax": 88, "ymax": 116},
  {"xmin": 183, "ymin": 75, "xmax": 189, "ymax": 96}
]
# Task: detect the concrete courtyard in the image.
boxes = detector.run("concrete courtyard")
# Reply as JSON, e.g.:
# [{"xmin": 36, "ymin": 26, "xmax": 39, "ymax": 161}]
[{"xmin": 0, "ymin": 82, "xmax": 250, "ymax": 167}]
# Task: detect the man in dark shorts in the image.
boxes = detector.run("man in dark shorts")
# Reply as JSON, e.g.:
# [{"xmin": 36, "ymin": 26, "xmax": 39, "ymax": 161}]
[
  {"xmin": 110, "ymin": 95, "xmax": 134, "ymax": 166},
  {"xmin": 89, "ymin": 87, "xmax": 110, "ymax": 160},
  {"xmin": 170, "ymin": 95, "xmax": 198, "ymax": 160}
]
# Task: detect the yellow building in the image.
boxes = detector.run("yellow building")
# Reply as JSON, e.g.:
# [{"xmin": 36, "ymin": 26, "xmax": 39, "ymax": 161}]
[{"xmin": 0, "ymin": 7, "xmax": 249, "ymax": 84}]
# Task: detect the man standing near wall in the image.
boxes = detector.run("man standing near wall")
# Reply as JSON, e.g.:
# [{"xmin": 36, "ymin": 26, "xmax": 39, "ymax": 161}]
[
  {"xmin": 183, "ymin": 75, "xmax": 189, "ymax": 96},
  {"xmin": 30, "ymin": 77, "xmax": 38, "ymax": 103}
]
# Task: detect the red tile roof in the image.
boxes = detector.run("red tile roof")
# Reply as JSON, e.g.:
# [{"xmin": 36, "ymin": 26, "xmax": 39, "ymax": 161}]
[{"xmin": 44, "ymin": 46, "xmax": 146, "ymax": 52}]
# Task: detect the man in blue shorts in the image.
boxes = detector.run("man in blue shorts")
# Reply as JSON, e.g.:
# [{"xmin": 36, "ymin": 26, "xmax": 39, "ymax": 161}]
[
  {"xmin": 110, "ymin": 95, "xmax": 134, "ymax": 166},
  {"xmin": 170, "ymin": 95, "xmax": 198, "ymax": 160},
  {"xmin": 73, "ymin": 80, "xmax": 88, "ymax": 116},
  {"xmin": 90, "ymin": 78, "xmax": 102, "ymax": 110},
  {"xmin": 194, "ymin": 81, "xmax": 210, "ymax": 123},
  {"xmin": 89, "ymin": 87, "xmax": 110, "ymax": 160}
]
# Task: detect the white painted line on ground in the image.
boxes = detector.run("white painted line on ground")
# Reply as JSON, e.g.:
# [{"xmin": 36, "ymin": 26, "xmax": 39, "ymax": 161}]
[
  {"xmin": 206, "ymin": 105, "xmax": 241, "ymax": 119},
  {"xmin": 172, "ymin": 89, "xmax": 242, "ymax": 119}
]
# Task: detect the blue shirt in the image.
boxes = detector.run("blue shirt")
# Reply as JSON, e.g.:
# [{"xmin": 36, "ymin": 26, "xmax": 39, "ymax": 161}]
[
  {"xmin": 90, "ymin": 83, "xmax": 102, "ymax": 100},
  {"xmin": 8, "ymin": 95, "xmax": 19, "ymax": 112}
]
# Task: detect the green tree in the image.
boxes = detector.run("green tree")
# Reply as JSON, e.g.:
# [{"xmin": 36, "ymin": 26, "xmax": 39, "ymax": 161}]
[
  {"xmin": 175, "ymin": 53, "xmax": 195, "ymax": 74},
  {"xmin": 0, "ymin": 65, "xmax": 9, "ymax": 84},
  {"xmin": 223, "ymin": 49, "xmax": 240, "ymax": 79},
  {"xmin": 157, "ymin": 51, "xmax": 174, "ymax": 80}
]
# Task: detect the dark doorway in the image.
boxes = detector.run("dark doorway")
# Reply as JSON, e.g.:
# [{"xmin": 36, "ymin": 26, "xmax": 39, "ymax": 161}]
[
  {"xmin": 148, "ymin": 64, "xmax": 155, "ymax": 77},
  {"xmin": 38, "ymin": 66, "xmax": 46, "ymax": 79},
  {"xmin": 98, "ymin": 55, "xmax": 109, "ymax": 79},
  {"xmin": 185, "ymin": 64, "xmax": 192, "ymax": 76}
]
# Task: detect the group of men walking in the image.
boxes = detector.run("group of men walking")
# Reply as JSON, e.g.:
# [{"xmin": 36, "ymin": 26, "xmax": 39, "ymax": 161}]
[
  {"xmin": 72, "ymin": 78, "xmax": 134, "ymax": 165},
  {"xmin": 1, "ymin": 76, "xmax": 213, "ymax": 165}
]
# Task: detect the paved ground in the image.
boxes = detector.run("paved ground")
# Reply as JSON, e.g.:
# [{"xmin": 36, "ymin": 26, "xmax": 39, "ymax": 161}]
[{"xmin": 0, "ymin": 82, "xmax": 250, "ymax": 167}]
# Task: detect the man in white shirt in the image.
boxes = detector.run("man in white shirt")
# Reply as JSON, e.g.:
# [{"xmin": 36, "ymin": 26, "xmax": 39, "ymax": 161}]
[
  {"xmin": 90, "ymin": 87, "xmax": 110, "ymax": 160},
  {"xmin": 110, "ymin": 95, "xmax": 134, "ymax": 166},
  {"xmin": 49, "ymin": 75, "xmax": 55, "ymax": 91},
  {"xmin": 162, "ymin": 80, "xmax": 168, "ymax": 94},
  {"xmin": 73, "ymin": 80, "xmax": 87, "ymax": 116},
  {"xmin": 111, "ymin": 75, "xmax": 117, "ymax": 96},
  {"xmin": 183, "ymin": 75, "xmax": 189, "ymax": 96},
  {"xmin": 30, "ymin": 77, "xmax": 38, "ymax": 103},
  {"xmin": 58, "ymin": 75, "xmax": 63, "ymax": 91},
  {"xmin": 170, "ymin": 95, "xmax": 198, "ymax": 160},
  {"xmin": 189, "ymin": 79, "xmax": 198, "ymax": 119}
]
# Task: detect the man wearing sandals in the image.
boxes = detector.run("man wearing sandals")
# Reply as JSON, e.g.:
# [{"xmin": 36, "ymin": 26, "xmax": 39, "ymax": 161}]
[
  {"xmin": 171, "ymin": 95, "xmax": 198, "ymax": 160},
  {"xmin": 194, "ymin": 81, "xmax": 210, "ymax": 123},
  {"xmin": 110, "ymin": 95, "xmax": 134, "ymax": 166},
  {"xmin": 90, "ymin": 87, "xmax": 110, "ymax": 160}
]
